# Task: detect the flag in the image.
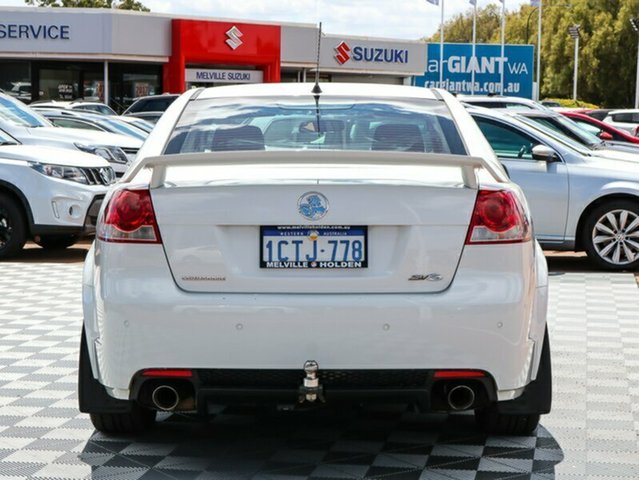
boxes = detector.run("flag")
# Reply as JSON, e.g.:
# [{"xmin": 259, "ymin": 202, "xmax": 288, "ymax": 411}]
[
  {"xmin": 469, "ymin": 0, "xmax": 476, "ymax": 4},
  {"xmin": 530, "ymin": 0, "xmax": 541, "ymax": 6},
  {"xmin": 426, "ymin": 0, "xmax": 439, "ymax": 5}
]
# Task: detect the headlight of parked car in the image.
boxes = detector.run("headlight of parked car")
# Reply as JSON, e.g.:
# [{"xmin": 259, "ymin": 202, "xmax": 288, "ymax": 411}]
[
  {"xmin": 29, "ymin": 162, "xmax": 89, "ymax": 184},
  {"xmin": 74, "ymin": 143, "xmax": 129, "ymax": 165}
]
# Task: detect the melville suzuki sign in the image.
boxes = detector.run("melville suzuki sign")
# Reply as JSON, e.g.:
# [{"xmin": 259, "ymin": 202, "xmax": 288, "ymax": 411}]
[
  {"xmin": 416, "ymin": 43, "xmax": 534, "ymax": 98},
  {"xmin": 185, "ymin": 68, "xmax": 263, "ymax": 84}
]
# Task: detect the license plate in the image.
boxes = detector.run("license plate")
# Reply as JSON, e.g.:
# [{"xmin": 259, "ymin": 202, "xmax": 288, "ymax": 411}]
[{"xmin": 260, "ymin": 226, "xmax": 368, "ymax": 269}]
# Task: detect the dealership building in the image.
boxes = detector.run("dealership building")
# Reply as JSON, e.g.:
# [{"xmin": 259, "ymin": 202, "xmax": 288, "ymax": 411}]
[{"xmin": 0, "ymin": 7, "xmax": 427, "ymax": 110}]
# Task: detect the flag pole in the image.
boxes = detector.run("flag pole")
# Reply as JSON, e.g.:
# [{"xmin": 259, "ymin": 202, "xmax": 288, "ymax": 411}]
[
  {"xmin": 439, "ymin": 0, "xmax": 444, "ymax": 87},
  {"xmin": 500, "ymin": 0, "xmax": 506, "ymax": 95},
  {"xmin": 536, "ymin": 0, "xmax": 542, "ymax": 100},
  {"xmin": 471, "ymin": 0, "xmax": 477, "ymax": 95}
]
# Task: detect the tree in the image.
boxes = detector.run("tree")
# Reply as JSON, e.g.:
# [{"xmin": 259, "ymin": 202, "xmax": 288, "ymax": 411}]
[{"xmin": 24, "ymin": 0, "xmax": 149, "ymax": 11}]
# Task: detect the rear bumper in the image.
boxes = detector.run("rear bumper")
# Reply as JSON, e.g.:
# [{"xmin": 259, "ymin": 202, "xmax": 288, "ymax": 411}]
[
  {"xmin": 84, "ymin": 241, "xmax": 547, "ymax": 403},
  {"xmin": 130, "ymin": 368, "xmax": 498, "ymax": 414}
]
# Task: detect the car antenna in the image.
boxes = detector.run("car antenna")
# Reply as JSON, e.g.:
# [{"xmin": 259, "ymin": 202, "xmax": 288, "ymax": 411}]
[
  {"xmin": 312, "ymin": 22, "xmax": 322, "ymax": 96},
  {"xmin": 312, "ymin": 22, "xmax": 322, "ymax": 138}
]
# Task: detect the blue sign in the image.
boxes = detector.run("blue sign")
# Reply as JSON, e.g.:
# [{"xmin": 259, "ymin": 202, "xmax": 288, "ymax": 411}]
[{"xmin": 415, "ymin": 43, "xmax": 534, "ymax": 98}]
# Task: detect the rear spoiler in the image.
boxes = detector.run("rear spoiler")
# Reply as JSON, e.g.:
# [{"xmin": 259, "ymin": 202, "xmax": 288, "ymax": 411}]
[{"xmin": 123, "ymin": 150, "xmax": 505, "ymax": 189}]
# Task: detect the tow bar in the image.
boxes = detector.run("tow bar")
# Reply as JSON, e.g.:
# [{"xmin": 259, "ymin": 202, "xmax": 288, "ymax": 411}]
[{"xmin": 298, "ymin": 360, "xmax": 325, "ymax": 403}]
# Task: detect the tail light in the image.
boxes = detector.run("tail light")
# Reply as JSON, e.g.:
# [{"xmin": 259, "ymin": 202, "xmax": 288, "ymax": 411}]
[
  {"xmin": 142, "ymin": 369, "xmax": 193, "ymax": 378},
  {"xmin": 433, "ymin": 370, "xmax": 486, "ymax": 379},
  {"xmin": 98, "ymin": 188, "xmax": 161, "ymax": 244},
  {"xmin": 465, "ymin": 189, "xmax": 531, "ymax": 245}
]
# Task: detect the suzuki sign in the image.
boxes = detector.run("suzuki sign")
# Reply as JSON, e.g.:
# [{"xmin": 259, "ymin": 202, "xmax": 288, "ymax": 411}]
[
  {"xmin": 416, "ymin": 43, "xmax": 534, "ymax": 98},
  {"xmin": 312, "ymin": 35, "xmax": 426, "ymax": 74},
  {"xmin": 333, "ymin": 40, "xmax": 409, "ymax": 66}
]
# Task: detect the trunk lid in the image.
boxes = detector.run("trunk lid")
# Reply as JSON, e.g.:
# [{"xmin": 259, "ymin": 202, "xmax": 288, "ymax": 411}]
[{"xmin": 148, "ymin": 154, "xmax": 480, "ymax": 294}]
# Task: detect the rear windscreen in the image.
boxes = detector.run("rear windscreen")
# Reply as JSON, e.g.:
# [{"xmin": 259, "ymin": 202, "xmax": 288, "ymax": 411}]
[{"xmin": 164, "ymin": 96, "xmax": 466, "ymax": 156}]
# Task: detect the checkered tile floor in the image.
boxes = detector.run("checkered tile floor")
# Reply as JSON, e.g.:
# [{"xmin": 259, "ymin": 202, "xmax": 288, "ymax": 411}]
[{"xmin": 0, "ymin": 263, "xmax": 637, "ymax": 479}]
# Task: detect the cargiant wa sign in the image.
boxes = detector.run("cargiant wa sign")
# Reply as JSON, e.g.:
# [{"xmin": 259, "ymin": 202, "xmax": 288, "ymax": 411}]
[{"xmin": 415, "ymin": 43, "xmax": 534, "ymax": 98}]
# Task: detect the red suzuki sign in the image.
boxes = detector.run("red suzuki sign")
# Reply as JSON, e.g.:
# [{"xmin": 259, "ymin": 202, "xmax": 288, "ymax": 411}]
[{"xmin": 164, "ymin": 19, "xmax": 281, "ymax": 93}]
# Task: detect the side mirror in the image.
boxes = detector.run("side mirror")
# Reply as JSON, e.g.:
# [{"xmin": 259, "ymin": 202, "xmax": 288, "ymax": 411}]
[
  {"xmin": 599, "ymin": 131, "xmax": 613, "ymax": 141},
  {"xmin": 531, "ymin": 144, "xmax": 560, "ymax": 162}
]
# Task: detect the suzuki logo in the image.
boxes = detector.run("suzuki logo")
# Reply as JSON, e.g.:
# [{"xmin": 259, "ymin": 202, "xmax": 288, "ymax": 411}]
[
  {"xmin": 225, "ymin": 26, "xmax": 243, "ymax": 50},
  {"xmin": 334, "ymin": 41, "xmax": 351, "ymax": 65}
]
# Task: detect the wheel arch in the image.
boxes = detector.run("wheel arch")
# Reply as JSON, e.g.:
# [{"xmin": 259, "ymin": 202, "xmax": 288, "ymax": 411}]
[
  {"xmin": 0, "ymin": 180, "xmax": 34, "ymax": 232},
  {"xmin": 574, "ymin": 193, "xmax": 639, "ymax": 251}
]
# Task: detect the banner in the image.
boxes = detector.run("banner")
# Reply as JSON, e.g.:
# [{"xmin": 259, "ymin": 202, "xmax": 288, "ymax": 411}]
[{"xmin": 416, "ymin": 43, "xmax": 534, "ymax": 98}]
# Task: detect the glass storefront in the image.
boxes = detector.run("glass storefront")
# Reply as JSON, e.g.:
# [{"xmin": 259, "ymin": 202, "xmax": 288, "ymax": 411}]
[
  {"xmin": 0, "ymin": 61, "xmax": 32, "ymax": 103},
  {"xmin": 108, "ymin": 63, "xmax": 162, "ymax": 113},
  {"xmin": 0, "ymin": 60, "xmax": 162, "ymax": 112}
]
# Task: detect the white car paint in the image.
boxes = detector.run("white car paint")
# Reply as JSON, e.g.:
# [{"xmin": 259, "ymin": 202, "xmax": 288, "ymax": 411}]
[
  {"xmin": 82, "ymin": 84, "xmax": 549, "ymax": 427},
  {"xmin": 603, "ymin": 109, "xmax": 639, "ymax": 135},
  {"xmin": 0, "ymin": 92, "xmax": 141, "ymax": 175},
  {"xmin": 0, "ymin": 144, "xmax": 111, "ymax": 235}
]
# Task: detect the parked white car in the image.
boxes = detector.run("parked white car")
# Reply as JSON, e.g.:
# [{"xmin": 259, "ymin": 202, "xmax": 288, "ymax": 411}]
[
  {"xmin": 603, "ymin": 109, "xmax": 639, "ymax": 135},
  {"xmin": 80, "ymin": 83, "xmax": 551, "ymax": 436},
  {"xmin": 0, "ymin": 129, "xmax": 114, "ymax": 258},
  {"xmin": 0, "ymin": 93, "xmax": 142, "ymax": 176},
  {"xmin": 458, "ymin": 95, "xmax": 549, "ymax": 111},
  {"xmin": 29, "ymin": 99, "xmax": 117, "ymax": 116}
]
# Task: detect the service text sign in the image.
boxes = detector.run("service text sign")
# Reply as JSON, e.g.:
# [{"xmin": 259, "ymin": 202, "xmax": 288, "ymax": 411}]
[{"xmin": 416, "ymin": 43, "xmax": 534, "ymax": 98}]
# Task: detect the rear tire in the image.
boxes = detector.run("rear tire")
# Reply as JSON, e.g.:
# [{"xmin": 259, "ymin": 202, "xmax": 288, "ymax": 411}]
[
  {"xmin": 0, "ymin": 193, "xmax": 26, "ymax": 259},
  {"xmin": 35, "ymin": 234, "xmax": 78, "ymax": 250},
  {"xmin": 89, "ymin": 406, "xmax": 156, "ymax": 435},
  {"xmin": 79, "ymin": 327, "xmax": 155, "ymax": 434},
  {"xmin": 475, "ymin": 410, "xmax": 540, "ymax": 435},
  {"xmin": 475, "ymin": 327, "xmax": 551, "ymax": 436}
]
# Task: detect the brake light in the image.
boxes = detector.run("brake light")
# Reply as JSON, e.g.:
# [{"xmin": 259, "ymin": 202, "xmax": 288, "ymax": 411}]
[
  {"xmin": 142, "ymin": 369, "xmax": 193, "ymax": 378},
  {"xmin": 98, "ymin": 188, "xmax": 161, "ymax": 243},
  {"xmin": 433, "ymin": 370, "xmax": 486, "ymax": 379},
  {"xmin": 465, "ymin": 190, "xmax": 531, "ymax": 244}
]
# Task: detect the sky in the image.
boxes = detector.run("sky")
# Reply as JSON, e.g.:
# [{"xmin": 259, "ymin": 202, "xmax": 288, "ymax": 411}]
[{"xmin": 3, "ymin": 0, "xmax": 530, "ymax": 40}]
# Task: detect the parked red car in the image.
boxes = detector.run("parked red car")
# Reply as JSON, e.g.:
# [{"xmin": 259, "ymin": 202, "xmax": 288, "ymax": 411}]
[{"xmin": 561, "ymin": 111, "xmax": 639, "ymax": 144}]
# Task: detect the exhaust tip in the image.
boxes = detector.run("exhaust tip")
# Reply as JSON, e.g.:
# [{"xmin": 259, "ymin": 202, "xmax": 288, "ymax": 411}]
[
  {"xmin": 152, "ymin": 385, "xmax": 180, "ymax": 411},
  {"xmin": 447, "ymin": 385, "xmax": 475, "ymax": 411}
]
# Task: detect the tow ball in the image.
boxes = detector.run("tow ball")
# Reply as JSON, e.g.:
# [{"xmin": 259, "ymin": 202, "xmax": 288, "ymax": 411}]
[{"xmin": 298, "ymin": 360, "xmax": 325, "ymax": 403}]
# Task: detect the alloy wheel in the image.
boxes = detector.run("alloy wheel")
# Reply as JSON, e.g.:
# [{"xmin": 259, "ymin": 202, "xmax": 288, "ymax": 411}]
[
  {"xmin": 0, "ymin": 208, "xmax": 12, "ymax": 250},
  {"xmin": 591, "ymin": 209, "xmax": 639, "ymax": 266}
]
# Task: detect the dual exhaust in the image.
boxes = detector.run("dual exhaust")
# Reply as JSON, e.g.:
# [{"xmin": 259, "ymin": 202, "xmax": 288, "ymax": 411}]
[{"xmin": 152, "ymin": 382, "xmax": 477, "ymax": 411}]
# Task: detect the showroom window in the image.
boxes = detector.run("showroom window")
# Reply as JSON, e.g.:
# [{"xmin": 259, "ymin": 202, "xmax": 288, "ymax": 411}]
[
  {"xmin": 0, "ymin": 61, "xmax": 32, "ymax": 103},
  {"xmin": 108, "ymin": 64, "xmax": 162, "ymax": 113}
]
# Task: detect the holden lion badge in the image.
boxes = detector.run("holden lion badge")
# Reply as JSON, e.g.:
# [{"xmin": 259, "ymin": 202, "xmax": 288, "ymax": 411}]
[{"xmin": 298, "ymin": 192, "xmax": 329, "ymax": 221}]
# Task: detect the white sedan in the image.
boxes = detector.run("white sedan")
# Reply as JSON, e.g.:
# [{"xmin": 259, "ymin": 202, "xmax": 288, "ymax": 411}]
[{"xmin": 79, "ymin": 83, "xmax": 551, "ymax": 436}]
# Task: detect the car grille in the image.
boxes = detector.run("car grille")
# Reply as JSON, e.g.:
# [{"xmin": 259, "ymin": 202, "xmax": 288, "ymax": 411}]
[
  {"xmin": 81, "ymin": 167, "xmax": 116, "ymax": 186},
  {"xmin": 112, "ymin": 149, "xmax": 130, "ymax": 164},
  {"xmin": 197, "ymin": 369, "xmax": 429, "ymax": 389}
]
